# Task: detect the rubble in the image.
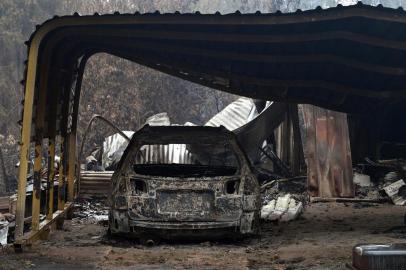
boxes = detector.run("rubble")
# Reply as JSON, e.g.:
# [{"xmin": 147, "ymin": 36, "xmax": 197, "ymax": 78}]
[
  {"xmin": 382, "ymin": 179, "xmax": 406, "ymax": 206},
  {"xmin": 0, "ymin": 222, "xmax": 8, "ymax": 245},
  {"xmin": 0, "ymin": 214, "xmax": 9, "ymax": 245},
  {"xmin": 72, "ymin": 200, "xmax": 109, "ymax": 225},
  {"xmin": 352, "ymin": 158, "xmax": 406, "ymax": 204},
  {"xmin": 262, "ymin": 176, "xmax": 307, "ymax": 203},
  {"xmin": 261, "ymin": 177, "xmax": 306, "ymax": 222},
  {"xmin": 353, "ymin": 172, "xmax": 372, "ymax": 187}
]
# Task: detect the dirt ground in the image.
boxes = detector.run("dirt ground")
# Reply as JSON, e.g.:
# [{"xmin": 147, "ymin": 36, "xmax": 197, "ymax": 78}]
[{"xmin": 1, "ymin": 203, "xmax": 405, "ymax": 270}]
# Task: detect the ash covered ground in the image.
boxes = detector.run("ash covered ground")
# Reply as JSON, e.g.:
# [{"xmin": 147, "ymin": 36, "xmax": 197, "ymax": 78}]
[{"xmin": 1, "ymin": 203, "xmax": 405, "ymax": 270}]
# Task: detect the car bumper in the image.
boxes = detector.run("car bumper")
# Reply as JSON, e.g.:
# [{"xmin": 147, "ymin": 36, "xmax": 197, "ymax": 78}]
[{"xmin": 129, "ymin": 220, "xmax": 240, "ymax": 230}]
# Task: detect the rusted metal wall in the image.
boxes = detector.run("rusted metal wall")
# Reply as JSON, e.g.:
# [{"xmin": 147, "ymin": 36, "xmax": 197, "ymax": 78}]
[{"xmin": 299, "ymin": 104, "xmax": 354, "ymax": 198}]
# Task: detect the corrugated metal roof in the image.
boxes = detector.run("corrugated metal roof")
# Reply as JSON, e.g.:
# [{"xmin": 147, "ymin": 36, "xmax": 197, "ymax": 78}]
[
  {"xmin": 145, "ymin": 112, "xmax": 170, "ymax": 126},
  {"xmin": 205, "ymin": 97, "xmax": 258, "ymax": 131},
  {"xmin": 102, "ymin": 97, "xmax": 288, "ymax": 167},
  {"xmin": 234, "ymin": 101, "xmax": 287, "ymax": 161},
  {"xmin": 24, "ymin": 3, "xmax": 406, "ymax": 140}
]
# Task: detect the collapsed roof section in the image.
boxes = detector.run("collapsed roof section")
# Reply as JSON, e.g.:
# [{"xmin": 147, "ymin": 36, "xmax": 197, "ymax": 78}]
[
  {"xmin": 23, "ymin": 3, "xmax": 406, "ymax": 139},
  {"xmin": 102, "ymin": 97, "xmax": 287, "ymax": 168},
  {"xmin": 205, "ymin": 97, "xmax": 258, "ymax": 130}
]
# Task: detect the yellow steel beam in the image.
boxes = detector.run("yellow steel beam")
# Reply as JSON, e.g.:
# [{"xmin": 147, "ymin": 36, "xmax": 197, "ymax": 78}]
[
  {"xmin": 67, "ymin": 132, "xmax": 76, "ymax": 201},
  {"xmin": 30, "ymin": 63, "xmax": 48, "ymax": 232},
  {"xmin": 14, "ymin": 40, "xmax": 39, "ymax": 240},
  {"xmin": 31, "ymin": 140, "xmax": 43, "ymax": 231},
  {"xmin": 46, "ymin": 138, "xmax": 56, "ymax": 220},
  {"xmin": 57, "ymin": 136, "xmax": 65, "ymax": 210}
]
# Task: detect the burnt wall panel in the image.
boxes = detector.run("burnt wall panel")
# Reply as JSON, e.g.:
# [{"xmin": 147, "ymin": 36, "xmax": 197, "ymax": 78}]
[{"xmin": 299, "ymin": 104, "xmax": 354, "ymax": 198}]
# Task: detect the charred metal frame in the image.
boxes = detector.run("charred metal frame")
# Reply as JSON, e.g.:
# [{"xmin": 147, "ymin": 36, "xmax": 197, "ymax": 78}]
[
  {"xmin": 109, "ymin": 126, "xmax": 260, "ymax": 237},
  {"xmin": 15, "ymin": 3, "xmax": 406, "ymax": 246}
]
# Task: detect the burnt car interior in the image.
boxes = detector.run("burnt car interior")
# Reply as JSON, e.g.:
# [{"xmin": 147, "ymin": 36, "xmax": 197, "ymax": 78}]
[{"xmin": 133, "ymin": 164, "xmax": 238, "ymax": 178}]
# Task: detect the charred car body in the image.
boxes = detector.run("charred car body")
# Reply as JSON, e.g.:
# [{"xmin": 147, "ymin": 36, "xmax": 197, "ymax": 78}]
[{"xmin": 109, "ymin": 125, "xmax": 260, "ymax": 240}]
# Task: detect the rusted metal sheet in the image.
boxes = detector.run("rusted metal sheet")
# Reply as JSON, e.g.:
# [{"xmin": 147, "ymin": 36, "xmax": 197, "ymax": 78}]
[{"xmin": 299, "ymin": 104, "xmax": 354, "ymax": 198}]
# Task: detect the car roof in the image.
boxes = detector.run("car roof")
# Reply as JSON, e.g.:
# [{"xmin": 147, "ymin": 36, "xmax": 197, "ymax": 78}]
[{"xmin": 131, "ymin": 125, "xmax": 236, "ymax": 144}]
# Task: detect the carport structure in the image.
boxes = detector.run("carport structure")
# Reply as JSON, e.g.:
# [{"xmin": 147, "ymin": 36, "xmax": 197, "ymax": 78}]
[{"xmin": 15, "ymin": 3, "xmax": 406, "ymax": 246}]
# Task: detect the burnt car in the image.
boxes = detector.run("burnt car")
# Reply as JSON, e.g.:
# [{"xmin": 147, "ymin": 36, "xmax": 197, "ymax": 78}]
[{"xmin": 109, "ymin": 125, "xmax": 260, "ymax": 241}]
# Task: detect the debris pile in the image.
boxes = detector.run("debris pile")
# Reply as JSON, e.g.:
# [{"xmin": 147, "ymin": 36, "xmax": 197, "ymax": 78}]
[
  {"xmin": 72, "ymin": 200, "xmax": 109, "ymax": 225},
  {"xmin": 0, "ymin": 212, "xmax": 16, "ymax": 245},
  {"xmin": 383, "ymin": 179, "xmax": 406, "ymax": 206},
  {"xmin": 354, "ymin": 158, "xmax": 406, "ymax": 205},
  {"xmin": 0, "ymin": 197, "xmax": 16, "ymax": 246},
  {"xmin": 261, "ymin": 177, "xmax": 307, "ymax": 222},
  {"xmin": 0, "ymin": 214, "xmax": 9, "ymax": 246}
]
